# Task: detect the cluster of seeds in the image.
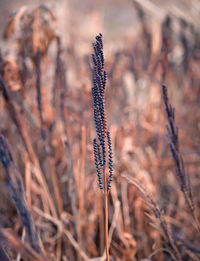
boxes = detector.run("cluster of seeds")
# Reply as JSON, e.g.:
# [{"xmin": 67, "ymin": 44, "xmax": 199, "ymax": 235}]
[{"xmin": 91, "ymin": 33, "xmax": 113, "ymax": 191}]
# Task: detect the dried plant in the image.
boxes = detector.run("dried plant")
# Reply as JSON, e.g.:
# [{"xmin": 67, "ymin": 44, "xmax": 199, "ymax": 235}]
[
  {"xmin": 123, "ymin": 174, "xmax": 182, "ymax": 261},
  {"xmin": 4, "ymin": 5, "xmax": 58, "ymax": 62},
  {"xmin": 0, "ymin": 229, "xmax": 47, "ymax": 261},
  {"xmin": 0, "ymin": 77, "xmax": 57, "ymax": 218},
  {"xmin": 0, "ymin": 133, "xmax": 40, "ymax": 253},
  {"xmin": 0, "ymin": 59, "xmax": 21, "ymax": 92},
  {"xmin": 1, "ymin": 2, "xmax": 200, "ymax": 260},
  {"xmin": 161, "ymin": 84, "xmax": 200, "ymax": 231},
  {"xmin": 91, "ymin": 33, "xmax": 113, "ymax": 261},
  {"xmin": 35, "ymin": 48, "xmax": 46, "ymax": 141}
]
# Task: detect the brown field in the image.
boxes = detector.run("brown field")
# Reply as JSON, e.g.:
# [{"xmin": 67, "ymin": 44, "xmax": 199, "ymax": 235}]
[{"xmin": 0, "ymin": 0, "xmax": 200, "ymax": 260}]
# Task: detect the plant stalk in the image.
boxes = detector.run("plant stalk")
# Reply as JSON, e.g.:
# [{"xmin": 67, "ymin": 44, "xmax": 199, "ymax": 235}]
[{"xmin": 104, "ymin": 169, "xmax": 109, "ymax": 261}]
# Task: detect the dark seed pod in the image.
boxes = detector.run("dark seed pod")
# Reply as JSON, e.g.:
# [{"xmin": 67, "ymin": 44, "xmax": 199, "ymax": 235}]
[{"xmin": 91, "ymin": 33, "xmax": 113, "ymax": 192}]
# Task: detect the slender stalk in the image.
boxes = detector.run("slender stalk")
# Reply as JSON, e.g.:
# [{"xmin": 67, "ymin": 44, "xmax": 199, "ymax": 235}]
[
  {"xmin": 193, "ymin": 210, "xmax": 200, "ymax": 232},
  {"xmin": 104, "ymin": 188, "xmax": 109, "ymax": 261},
  {"xmin": 162, "ymin": 84, "xmax": 200, "ymax": 232},
  {"xmin": 103, "ymin": 113, "xmax": 109, "ymax": 261},
  {"xmin": 91, "ymin": 33, "xmax": 113, "ymax": 260}
]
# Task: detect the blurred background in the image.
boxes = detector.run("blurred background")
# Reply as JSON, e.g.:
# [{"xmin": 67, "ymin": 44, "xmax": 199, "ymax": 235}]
[{"xmin": 0, "ymin": 0, "xmax": 200, "ymax": 260}]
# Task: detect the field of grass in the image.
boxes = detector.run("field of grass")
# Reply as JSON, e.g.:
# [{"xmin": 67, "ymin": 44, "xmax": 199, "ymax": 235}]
[{"xmin": 0, "ymin": 1, "xmax": 200, "ymax": 260}]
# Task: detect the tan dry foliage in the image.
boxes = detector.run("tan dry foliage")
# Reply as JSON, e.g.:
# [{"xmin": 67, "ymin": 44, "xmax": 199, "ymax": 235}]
[
  {"xmin": 1, "ymin": 59, "xmax": 21, "ymax": 91},
  {"xmin": 4, "ymin": 5, "xmax": 58, "ymax": 62}
]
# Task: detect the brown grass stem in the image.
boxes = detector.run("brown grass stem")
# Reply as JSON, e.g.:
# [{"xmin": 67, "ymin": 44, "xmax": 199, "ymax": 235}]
[
  {"xmin": 104, "ymin": 187, "xmax": 109, "ymax": 261},
  {"xmin": 49, "ymin": 156, "xmax": 63, "ymax": 216},
  {"xmin": 0, "ymin": 78, "xmax": 57, "ymax": 218},
  {"xmin": 0, "ymin": 229, "xmax": 48, "ymax": 261},
  {"xmin": 33, "ymin": 206, "xmax": 89, "ymax": 261}
]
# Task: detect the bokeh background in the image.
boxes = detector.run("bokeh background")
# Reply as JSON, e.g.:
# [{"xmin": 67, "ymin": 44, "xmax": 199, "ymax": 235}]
[{"xmin": 0, "ymin": 0, "xmax": 200, "ymax": 260}]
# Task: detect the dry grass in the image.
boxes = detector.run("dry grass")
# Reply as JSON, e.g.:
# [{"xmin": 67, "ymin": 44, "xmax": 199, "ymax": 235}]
[{"xmin": 0, "ymin": 2, "xmax": 200, "ymax": 261}]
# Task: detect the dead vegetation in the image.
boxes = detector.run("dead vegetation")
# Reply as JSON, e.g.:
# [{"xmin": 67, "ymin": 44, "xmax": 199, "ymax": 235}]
[{"xmin": 0, "ymin": 2, "xmax": 200, "ymax": 261}]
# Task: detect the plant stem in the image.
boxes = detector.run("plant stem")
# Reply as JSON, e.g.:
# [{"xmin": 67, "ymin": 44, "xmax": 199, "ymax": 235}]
[
  {"xmin": 104, "ymin": 171, "xmax": 109, "ymax": 261},
  {"xmin": 193, "ymin": 210, "xmax": 200, "ymax": 232}
]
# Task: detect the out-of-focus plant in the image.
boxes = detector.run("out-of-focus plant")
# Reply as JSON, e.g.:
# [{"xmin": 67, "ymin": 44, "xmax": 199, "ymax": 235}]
[{"xmin": 4, "ymin": 5, "xmax": 58, "ymax": 63}]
